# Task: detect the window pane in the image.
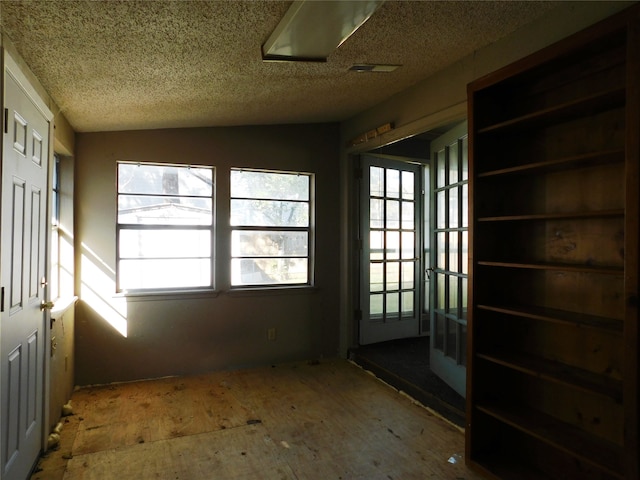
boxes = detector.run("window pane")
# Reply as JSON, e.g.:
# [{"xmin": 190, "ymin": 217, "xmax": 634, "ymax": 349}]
[
  {"xmin": 370, "ymin": 262, "xmax": 383, "ymax": 292},
  {"xmin": 436, "ymin": 191, "xmax": 446, "ymax": 229},
  {"xmin": 401, "ymin": 201, "xmax": 414, "ymax": 230},
  {"xmin": 401, "ymin": 171, "xmax": 414, "ymax": 200},
  {"xmin": 448, "ymin": 141, "xmax": 459, "ymax": 184},
  {"xmin": 448, "ymin": 187, "xmax": 459, "ymax": 228},
  {"xmin": 401, "ymin": 261, "xmax": 414, "ymax": 289},
  {"xmin": 231, "ymin": 231, "xmax": 307, "ymax": 257},
  {"xmin": 118, "ymin": 164, "xmax": 213, "ymax": 196},
  {"xmin": 370, "ymin": 293, "xmax": 383, "ymax": 317},
  {"xmin": 402, "ymin": 291, "xmax": 414, "ymax": 316},
  {"xmin": 386, "ymin": 231, "xmax": 399, "ymax": 260},
  {"xmin": 436, "ymin": 232, "xmax": 446, "ymax": 269},
  {"xmin": 436, "ymin": 150, "xmax": 446, "ymax": 188},
  {"xmin": 386, "ymin": 262, "xmax": 399, "ymax": 291},
  {"xmin": 230, "ymin": 199, "xmax": 308, "ymax": 227},
  {"xmin": 119, "ymin": 229, "xmax": 210, "ymax": 259},
  {"xmin": 447, "ymin": 320, "xmax": 458, "ymax": 360},
  {"xmin": 386, "ymin": 292, "xmax": 399, "ymax": 317},
  {"xmin": 370, "ymin": 198, "xmax": 383, "ymax": 229},
  {"xmin": 386, "ymin": 200, "xmax": 399, "ymax": 229},
  {"xmin": 370, "ymin": 231, "xmax": 384, "ymax": 260},
  {"xmin": 401, "ymin": 231, "xmax": 414, "ymax": 259},
  {"xmin": 449, "ymin": 231, "xmax": 459, "ymax": 272},
  {"xmin": 118, "ymin": 195, "xmax": 212, "ymax": 225},
  {"xmin": 231, "ymin": 258, "xmax": 307, "ymax": 286},
  {"xmin": 370, "ymin": 166, "xmax": 384, "ymax": 197},
  {"xmin": 230, "ymin": 170, "xmax": 308, "ymax": 200},
  {"xmin": 386, "ymin": 169, "xmax": 400, "ymax": 198},
  {"xmin": 119, "ymin": 258, "xmax": 211, "ymax": 290}
]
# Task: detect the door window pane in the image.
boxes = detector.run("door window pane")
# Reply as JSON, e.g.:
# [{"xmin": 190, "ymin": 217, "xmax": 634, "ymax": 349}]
[
  {"xmin": 448, "ymin": 187, "xmax": 459, "ymax": 228},
  {"xmin": 386, "ymin": 169, "xmax": 400, "ymax": 198},
  {"xmin": 449, "ymin": 231, "xmax": 459, "ymax": 273},
  {"xmin": 370, "ymin": 293, "xmax": 383, "ymax": 317},
  {"xmin": 401, "ymin": 232, "xmax": 414, "ymax": 259},
  {"xmin": 446, "ymin": 319, "xmax": 458, "ymax": 360},
  {"xmin": 402, "ymin": 291, "xmax": 414, "ymax": 316},
  {"xmin": 386, "ymin": 262, "xmax": 400, "ymax": 291},
  {"xmin": 370, "ymin": 262, "xmax": 383, "ymax": 292},
  {"xmin": 370, "ymin": 166, "xmax": 384, "ymax": 197},
  {"xmin": 386, "ymin": 200, "xmax": 400, "ymax": 229},
  {"xmin": 370, "ymin": 198, "xmax": 384, "ymax": 228},
  {"xmin": 386, "ymin": 231, "xmax": 400, "ymax": 260},
  {"xmin": 448, "ymin": 140, "xmax": 459, "ymax": 184},
  {"xmin": 370, "ymin": 231, "xmax": 384, "ymax": 260},
  {"xmin": 401, "ymin": 201, "xmax": 414, "ymax": 229},
  {"xmin": 386, "ymin": 292, "xmax": 399, "ymax": 317},
  {"xmin": 401, "ymin": 262, "xmax": 414, "ymax": 289},
  {"xmin": 402, "ymin": 171, "xmax": 414, "ymax": 200}
]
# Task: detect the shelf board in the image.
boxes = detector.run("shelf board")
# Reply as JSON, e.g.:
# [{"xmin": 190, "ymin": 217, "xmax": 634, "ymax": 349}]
[
  {"xmin": 476, "ymin": 350, "xmax": 623, "ymax": 402},
  {"xmin": 476, "ymin": 304, "xmax": 623, "ymax": 334},
  {"xmin": 477, "ymin": 148, "xmax": 624, "ymax": 178},
  {"xmin": 477, "ymin": 209, "xmax": 624, "ymax": 222},
  {"xmin": 477, "ymin": 87, "xmax": 625, "ymax": 134},
  {"xmin": 468, "ymin": 457, "xmax": 553, "ymax": 480},
  {"xmin": 475, "ymin": 403, "xmax": 624, "ymax": 478},
  {"xmin": 476, "ymin": 260, "xmax": 623, "ymax": 275}
]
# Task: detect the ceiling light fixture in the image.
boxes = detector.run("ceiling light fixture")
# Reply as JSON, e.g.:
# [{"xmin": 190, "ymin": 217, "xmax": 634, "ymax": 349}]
[{"xmin": 262, "ymin": 0, "xmax": 385, "ymax": 62}]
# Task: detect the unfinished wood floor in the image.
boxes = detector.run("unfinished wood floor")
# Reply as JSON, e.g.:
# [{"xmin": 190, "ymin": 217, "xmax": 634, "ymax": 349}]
[{"xmin": 32, "ymin": 360, "xmax": 485, "ymax": 480}]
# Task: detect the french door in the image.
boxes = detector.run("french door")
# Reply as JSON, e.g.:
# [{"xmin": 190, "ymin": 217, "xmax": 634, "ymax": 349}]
[
  {"xmin": 359, "ymin": 155, "xmax": 421, "ymax": 345},
  {"xmin": 429, "ymin": 122, "xmax": 468, "ymax": 397}
]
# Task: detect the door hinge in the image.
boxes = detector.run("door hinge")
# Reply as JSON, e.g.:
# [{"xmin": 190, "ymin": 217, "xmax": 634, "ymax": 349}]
[{"xmin": 4, "ymin": 108, "xmax": 8, "ymax": 134}]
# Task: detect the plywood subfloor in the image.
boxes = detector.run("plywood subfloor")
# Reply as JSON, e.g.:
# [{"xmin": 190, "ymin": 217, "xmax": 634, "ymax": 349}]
[{"xmin": 31, "ymin": 360, "xmax": 485, "ymax": 480}]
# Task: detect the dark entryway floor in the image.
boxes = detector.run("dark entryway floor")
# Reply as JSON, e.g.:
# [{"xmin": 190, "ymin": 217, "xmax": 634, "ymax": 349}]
[{"xmin": 349, "ymin": 336, "xmax": 466, "ymax": 427}]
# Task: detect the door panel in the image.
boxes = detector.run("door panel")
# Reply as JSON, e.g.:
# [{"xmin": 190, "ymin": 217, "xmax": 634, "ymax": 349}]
[
  {"xmin": 360, "ymin": 156, "xmax": 421, "ymax": 345},
  {"xmin": 430, "ymin": 121, "xmax": 468, "ymax": 397},
  {"xmin": 1, "ymin": 62, "xmax": 51, "ymax": 480}
]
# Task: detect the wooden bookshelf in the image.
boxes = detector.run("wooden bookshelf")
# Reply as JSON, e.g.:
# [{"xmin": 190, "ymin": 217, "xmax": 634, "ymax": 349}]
[{"xmin": 466, "ymin": 5, "xmax": 639, "ymax": 479}]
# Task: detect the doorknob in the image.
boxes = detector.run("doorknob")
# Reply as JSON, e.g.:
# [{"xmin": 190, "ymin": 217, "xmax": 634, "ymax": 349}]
[{"xmin": 41, "ymin": 301, "xmax": 55, "ymax": 311}]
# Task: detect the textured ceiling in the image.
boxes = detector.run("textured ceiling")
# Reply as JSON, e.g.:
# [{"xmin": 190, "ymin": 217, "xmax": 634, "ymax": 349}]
[{"xmin": 0, "ymin": 0, "xmax": 562, "ymax": 132}]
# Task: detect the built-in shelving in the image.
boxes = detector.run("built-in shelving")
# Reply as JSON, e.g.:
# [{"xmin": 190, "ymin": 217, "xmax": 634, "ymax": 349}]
[{"xmin": 466, "ymin": 6, "xmax": 638, "ymax": 479}]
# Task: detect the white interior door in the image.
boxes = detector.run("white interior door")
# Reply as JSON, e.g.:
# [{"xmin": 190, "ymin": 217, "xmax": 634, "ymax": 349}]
[
  {"xmin": 429, "ymin": 121, "xmax": 468, "ymax": 397},
  {"xmin": 359, "ymin": 155, "xmax": 421, "ymax": 345},
  {"xmin": 1, "ymin": 57, "xmax": 51, "ymax": 480}
]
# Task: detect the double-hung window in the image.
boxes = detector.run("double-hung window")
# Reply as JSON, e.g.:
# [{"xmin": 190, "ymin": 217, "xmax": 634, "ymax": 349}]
[
  {"xmin": 230, "ymin": 169, "xmax": 313, "ymax": 287},
  {"xmin": 116, "ymin": 162, "xmax": 214, "ymax": 292}
]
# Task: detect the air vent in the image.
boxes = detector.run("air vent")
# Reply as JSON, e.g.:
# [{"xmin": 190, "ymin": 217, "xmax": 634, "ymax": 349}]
[{"xmin": 349, "ymin": 64, "xmax": 400, "ymax": 72}]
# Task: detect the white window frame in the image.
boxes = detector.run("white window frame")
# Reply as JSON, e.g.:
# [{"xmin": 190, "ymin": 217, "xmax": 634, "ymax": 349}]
[
  {"xmin": 230, "ymin": 168, "xmax": 314, "ymax": 288},
  {"xmin": 116, "ymin": 161, "xmax": 215, "ymax": 293}
]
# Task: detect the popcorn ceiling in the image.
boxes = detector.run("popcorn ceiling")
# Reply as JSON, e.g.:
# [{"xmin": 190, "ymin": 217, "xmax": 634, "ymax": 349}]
[{"xmin": 0, "ymin": 0, "xmax": 559, "ymax": 132}]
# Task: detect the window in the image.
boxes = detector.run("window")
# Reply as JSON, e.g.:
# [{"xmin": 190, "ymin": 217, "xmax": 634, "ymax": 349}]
[
  {"xmin": 50, "ymin": 154, "xmax": 61, "ymax": 300},
  {"xmin": 117, "ymin": 162, "xmax": 214, "ymax": 292},
  {"xmin": 230, "ymin": 169, "xmax": 312, "ymax": 287}
]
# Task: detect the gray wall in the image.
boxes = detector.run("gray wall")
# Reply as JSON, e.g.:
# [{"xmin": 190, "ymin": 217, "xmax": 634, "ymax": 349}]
[{"xmin": 75, "ymin": 124, "xmax": 340, "ymax": 385}]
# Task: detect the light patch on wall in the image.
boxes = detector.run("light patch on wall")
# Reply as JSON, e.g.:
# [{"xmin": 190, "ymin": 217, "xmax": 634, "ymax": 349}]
[{"xmin": 80, "ymin": 243, "xmax": 128, "ymax": 337}]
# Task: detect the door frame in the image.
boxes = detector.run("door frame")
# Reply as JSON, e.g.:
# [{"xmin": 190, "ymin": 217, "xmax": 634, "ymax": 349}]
[
  {"xmin": 2, "ymin": 47, "xmax": 55, "ymax": 460},
  {"xmin": 345, "ymin": 107, "xmax": 468, "ymax": 374}
]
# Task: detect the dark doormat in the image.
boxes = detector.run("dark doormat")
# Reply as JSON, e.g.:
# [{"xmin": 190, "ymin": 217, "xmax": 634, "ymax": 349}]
[{"xmin": 349, "ymin": 336, "xmax": 466, "ymax": 427}]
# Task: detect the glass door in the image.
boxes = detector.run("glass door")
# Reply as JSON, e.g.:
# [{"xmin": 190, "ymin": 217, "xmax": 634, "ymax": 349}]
[
  {"xmin": 359, "ymin": 155, "xmax": 421, "ymax": 345},
  {"xmin": 429, "ymin": 121, "xmax": 468, "ymax": 397}
]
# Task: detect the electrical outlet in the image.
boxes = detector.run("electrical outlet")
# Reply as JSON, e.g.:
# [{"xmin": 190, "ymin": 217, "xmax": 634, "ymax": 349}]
[{"xmin": 267, "ymin": 327, "xmax": 277, "ymax": 341}]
